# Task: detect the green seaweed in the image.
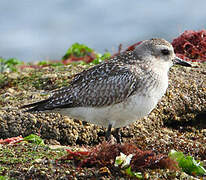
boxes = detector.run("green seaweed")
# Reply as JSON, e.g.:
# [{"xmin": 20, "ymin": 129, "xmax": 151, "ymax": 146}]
[{"xmin": 169, "ymin": 150, "xmax": 206, "ymax": 176}]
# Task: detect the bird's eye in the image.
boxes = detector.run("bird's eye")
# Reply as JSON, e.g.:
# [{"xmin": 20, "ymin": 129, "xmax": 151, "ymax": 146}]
[{"xmin": 161, "ymin": 49, "xmax": 170, "ymax": 55}]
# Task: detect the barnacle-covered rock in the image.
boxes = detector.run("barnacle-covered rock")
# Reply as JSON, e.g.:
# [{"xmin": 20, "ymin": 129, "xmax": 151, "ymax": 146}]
[{"xmin": 0, "ymin": 63, "xmax": 205, "ymax": 149}]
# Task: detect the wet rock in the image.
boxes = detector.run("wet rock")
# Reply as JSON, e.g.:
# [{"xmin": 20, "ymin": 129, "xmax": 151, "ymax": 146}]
[{"xmin": 0, "ymin": 63, "xmax": 205, "ymax": 150}]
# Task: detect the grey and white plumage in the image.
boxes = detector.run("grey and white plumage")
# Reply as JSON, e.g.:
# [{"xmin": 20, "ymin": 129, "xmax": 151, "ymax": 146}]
[{"xmin": 21, "ymin": 38, "xmax": 191, "ymax": 140}]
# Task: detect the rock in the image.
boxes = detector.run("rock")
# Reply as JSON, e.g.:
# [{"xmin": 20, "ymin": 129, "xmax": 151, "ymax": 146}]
[
  {"xmin": 42, "ymin": 74, "xmax": 57, "ymax": 79},
  {"xmin": 7, "ymin": 88, "xmax": 15, "ymax": 94},
  {"xmin": 8, "ymin": 72, "xmax": 19, "ymax": 79},
  {"xmin": 0, "ymin": 63, "xmax": 205, "ymax": 151},
  {"xmin": 153, "ymin": 63, "xmax": 206, "ymax": 127}
]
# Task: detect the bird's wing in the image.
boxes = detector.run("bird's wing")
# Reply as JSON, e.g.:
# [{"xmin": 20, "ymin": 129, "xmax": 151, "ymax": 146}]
[
  {"xmin": 68, "ymin": 51, "xmax": 137, "ymax": 86},
  {"xmin": 22, "ymin": 62, "xmax": 141, "ymax": 112}
]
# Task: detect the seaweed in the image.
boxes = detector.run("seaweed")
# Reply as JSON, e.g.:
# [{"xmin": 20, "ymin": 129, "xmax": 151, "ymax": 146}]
[
  {"xmin": 172, "ymin": 30, "xmax": 206, "ymax": 62},
  {"xmin": 59, "ymin": 141, "xmax": 178, "ymax": 172}
]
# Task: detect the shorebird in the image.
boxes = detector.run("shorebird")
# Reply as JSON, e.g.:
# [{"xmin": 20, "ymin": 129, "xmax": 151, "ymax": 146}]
[{"xmin": 21, "ymin": 38, "xmax": 191, "ymax": 143}]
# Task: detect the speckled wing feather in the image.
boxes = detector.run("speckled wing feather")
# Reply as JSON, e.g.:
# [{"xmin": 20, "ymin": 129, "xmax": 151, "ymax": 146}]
[{"xmin": 23, "ymin": 52, "xmax": 142, "ymax": 112}]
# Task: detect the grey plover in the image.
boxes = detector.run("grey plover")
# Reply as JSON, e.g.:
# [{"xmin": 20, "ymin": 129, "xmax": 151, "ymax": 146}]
[{"xmin": 21, "ymin": 38, "xmax": 191, "ymax": 142}]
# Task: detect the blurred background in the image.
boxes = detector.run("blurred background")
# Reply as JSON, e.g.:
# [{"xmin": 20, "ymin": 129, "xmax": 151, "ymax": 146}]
[{"xmin": 0, "ymin": 0, "xmax": 206, "ymax": 62}]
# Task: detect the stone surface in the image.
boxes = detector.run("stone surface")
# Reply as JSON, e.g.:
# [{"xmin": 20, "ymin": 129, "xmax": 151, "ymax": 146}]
[
  {"xmin": 0, "ymin": 63, "xmax": 205, "ymax": 150},
  {"xmin": 0, "ymin": 63, "xmax": 205, "ymax": 179}
]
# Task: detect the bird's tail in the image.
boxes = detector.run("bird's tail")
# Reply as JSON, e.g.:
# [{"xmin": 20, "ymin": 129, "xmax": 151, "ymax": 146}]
[{"xmin": 20, "ymin": 99, "xmax": 50, "ymax": 112}]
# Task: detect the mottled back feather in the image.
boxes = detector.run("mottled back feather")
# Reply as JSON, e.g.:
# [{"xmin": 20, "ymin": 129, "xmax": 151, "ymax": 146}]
[{"xmin": 23, "ymin": 51, "xmax": 146, "ymax": 112}]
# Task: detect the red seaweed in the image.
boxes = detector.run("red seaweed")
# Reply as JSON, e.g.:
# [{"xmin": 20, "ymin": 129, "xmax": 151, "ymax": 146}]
[
  {"xmin": 172, "ymin": 30, "xmax": 206, "ymax": 62},
  {"xmin": 0, "ymin": 136, "xmax": 23, "ymax": 145},
  {"xmin": 59, "ymin": 141, "xmax": 178, "ymax": 171},
  {"xmin": 62, "ymin": 52, "xmax": 96, "ymax": 64}
]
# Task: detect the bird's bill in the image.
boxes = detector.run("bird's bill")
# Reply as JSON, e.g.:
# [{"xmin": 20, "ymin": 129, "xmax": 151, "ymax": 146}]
[{"xmin": 173, "ymin": 57, "xmax": 191, "ymax": 67}]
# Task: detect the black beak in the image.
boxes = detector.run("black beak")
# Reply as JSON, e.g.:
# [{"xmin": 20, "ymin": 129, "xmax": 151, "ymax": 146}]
[{"xmin": 173, "ymin": 57, "xmax": 191, "ymax": 67}]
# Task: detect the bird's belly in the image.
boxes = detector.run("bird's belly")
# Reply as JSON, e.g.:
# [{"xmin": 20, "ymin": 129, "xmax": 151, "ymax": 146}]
[
  {"xmin": 59, "ymin": 94, "xmax": 160, "ymax": 129},
  {"xmin": 111, "ymin": 94, "xmax": 159, "ymax": 128}
]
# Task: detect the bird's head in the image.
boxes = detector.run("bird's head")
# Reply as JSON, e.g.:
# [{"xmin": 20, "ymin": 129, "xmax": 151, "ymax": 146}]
[{"xmin": 134, "ymin": 38, "xmax": 191, "ymax": 69}]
